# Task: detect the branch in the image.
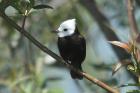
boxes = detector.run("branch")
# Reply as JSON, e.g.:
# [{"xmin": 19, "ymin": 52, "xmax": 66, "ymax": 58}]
[
  {"xmin": 126, "ymin": 0, "xmax": 139, "ymax": 40},
  {"xmin": 21, "ymin": 13, "xmax": 31, "ymax": 73},
  {"xmin": 0, "ymin": 11, "xmax": 119, "ymax": 93},
  {"xmin": 80, "ymin": 0, "xmax": 118, "ymax": 41},
  {"xmin": 80, "ymin": 0, "xmax": 131, "ymax": 61}
]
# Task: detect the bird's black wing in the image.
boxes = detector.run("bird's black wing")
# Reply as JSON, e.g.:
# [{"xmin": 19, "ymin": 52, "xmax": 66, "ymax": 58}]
[{"xmin": 72, "ymin": 35, "xmax": 86, "ymax": 62}]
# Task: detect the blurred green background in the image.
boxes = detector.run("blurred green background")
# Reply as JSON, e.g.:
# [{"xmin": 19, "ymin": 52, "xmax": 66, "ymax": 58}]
[{"xmin": 0, "ymin": 0, "xmax": 140, "ymax": 93}]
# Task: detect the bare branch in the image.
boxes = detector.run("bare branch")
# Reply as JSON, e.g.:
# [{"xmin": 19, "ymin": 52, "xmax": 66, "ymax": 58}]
[
  {"xmin": 0, "ymin": 11, "xmax": 119, "ymax": 93},
  {"xmin": 80, "ymin": 0, "xmax": 118, "ymax": 41},
  {"xmin": 126, "ymin": 0, "xmax": 139, "ymax": 40},
  {"xmin": 80, "ymin": 0, "xmax": 131, "ymax": 61},
  {"xmin": 21, "ymin": 13, "xmax": 31, "ymax": 73}
]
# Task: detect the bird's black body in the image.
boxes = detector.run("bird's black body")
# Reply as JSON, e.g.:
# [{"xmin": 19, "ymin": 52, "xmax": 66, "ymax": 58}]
[{"xmin": 57, "ymin": 27, "xmax": 86, "ymax": 79}]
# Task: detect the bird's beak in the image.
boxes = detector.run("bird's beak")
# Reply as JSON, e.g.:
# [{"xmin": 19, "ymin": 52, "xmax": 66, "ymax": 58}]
[{"xmin": 52, "ymin": 30, "xmax": 59, "ymax": 33}]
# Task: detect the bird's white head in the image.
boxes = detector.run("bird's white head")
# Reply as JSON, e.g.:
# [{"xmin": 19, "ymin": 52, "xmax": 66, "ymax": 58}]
[{"xmin": 57, "ymin": 19, "xmax": 76, "ymax": 37}]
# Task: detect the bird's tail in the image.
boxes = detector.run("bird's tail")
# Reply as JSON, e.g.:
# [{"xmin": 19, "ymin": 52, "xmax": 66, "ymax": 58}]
[{"xmin": 70, "ymin": 64, "xmax": 83, "ymax": 79}]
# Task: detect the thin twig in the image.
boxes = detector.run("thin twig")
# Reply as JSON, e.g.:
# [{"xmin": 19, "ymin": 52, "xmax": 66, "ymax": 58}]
[
  {"xmin": 21, "ymin": 14, "xmax": 31, "ymax": 73},
  {"xmin": 126, "ymin": 0, "xmax": 139, "ymax": 39},
  {"xmin": 0, "ymin": 11, "xmax": 119, "ymax": 93}
]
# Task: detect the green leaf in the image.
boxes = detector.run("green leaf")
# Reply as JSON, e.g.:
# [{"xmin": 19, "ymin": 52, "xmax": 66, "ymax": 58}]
[
  {"xmin": 120, "ymin": 83, "xmax": 140, "ymax": 87},
  {"xmin": 33, "ymin": 4, "xmax": 53, "ymax": 9},
  {"xmin": 5, "ymin": 6, "xmax": 18, "ymax": 16},
  {"xmin": 48, "ymin": 88, "xmax": 64, "ymax": 93},
  {"xmin": 29, "ymin": 0, "xmax": 35, "ymax": 7},
  {"xmin": 127, "ymin": 90, "xmax": 140, "ymax": 93},
  {"xmin": 11, "ymin": 2, "xmax": 22, "ymax": 14}
]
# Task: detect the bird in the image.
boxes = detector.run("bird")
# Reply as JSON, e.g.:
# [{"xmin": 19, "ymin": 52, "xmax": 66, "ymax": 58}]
[{"xmin": 55, "ymin": 19, "xmax": 86, "ymax": 79}]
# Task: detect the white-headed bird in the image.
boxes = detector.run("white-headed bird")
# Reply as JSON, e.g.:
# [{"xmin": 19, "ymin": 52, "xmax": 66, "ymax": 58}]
[{"xmin": 56, "ymin": 19, "xmax": 86, "ymax": 79}]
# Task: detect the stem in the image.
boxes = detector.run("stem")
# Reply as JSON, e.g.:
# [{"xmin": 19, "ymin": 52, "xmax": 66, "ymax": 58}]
[
  {"xmin": 126, "ymin": 0, "xmax": 140, "ymax": 82},
  {"xmin": 0, "ymin": 11, "xmax": 119, "ymax": 93},
  {"xmin": 21, "ymin": 15, "xmax": 31, "ymax": 73},
  {"xmin": 126, "ymin": 0, "xmax": 139, "ymax": 39}
]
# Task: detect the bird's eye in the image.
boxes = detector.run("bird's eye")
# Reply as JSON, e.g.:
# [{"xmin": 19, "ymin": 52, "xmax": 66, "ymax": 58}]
[{"xmin": 63, "ymin": 28, "xmax": 68, "ymax": 31}]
